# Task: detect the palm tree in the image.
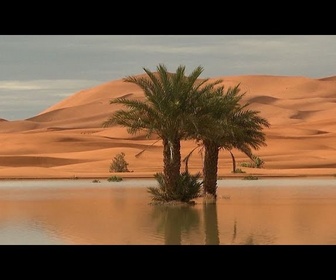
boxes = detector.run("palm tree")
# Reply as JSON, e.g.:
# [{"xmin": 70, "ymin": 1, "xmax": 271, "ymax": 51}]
[
  {"xmin": 188, "ymin": 84, "xmax": 270, "ymax": 198},
  {"xmin": 216, "ymin": 88, "xmax": 270, "ymax": 174},
  {"xmin": 202, "ymin": 84, "xmax": 270, "ymax": 197},
  {"xmin": 225, "ymin": 109, "xmax": 269, "ymax": 173},
  {"xmin": 182, "ymin": 85, "xmax": 240, "ymax": 196},
  {"xmin": 103, "ymin": 64, "xmax": 221, "ymax": 196}
]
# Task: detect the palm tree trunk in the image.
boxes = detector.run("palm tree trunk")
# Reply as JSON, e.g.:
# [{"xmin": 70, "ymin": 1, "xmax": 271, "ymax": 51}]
[
  {"xmin": 229, "ymin": 150, "xmax": 236, "ymax": 173},
  {"xmin": 163, "ymin": 137, "xmax": 181, "ymax": 191},
  {"xmin": 202, "ymin": 140, "xmax": 219, "ymax": 198}
]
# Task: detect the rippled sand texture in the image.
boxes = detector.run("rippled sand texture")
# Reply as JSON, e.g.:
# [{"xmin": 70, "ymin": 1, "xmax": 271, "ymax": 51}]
[{"xmin": 0, "ymin": 74, "xmax": 336, "ymax": 178}]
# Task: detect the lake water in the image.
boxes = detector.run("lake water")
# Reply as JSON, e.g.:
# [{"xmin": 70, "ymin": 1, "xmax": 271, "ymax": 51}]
[{"xmin": 0, "ymin": 178, "xmax": 336, "ymax": 245}]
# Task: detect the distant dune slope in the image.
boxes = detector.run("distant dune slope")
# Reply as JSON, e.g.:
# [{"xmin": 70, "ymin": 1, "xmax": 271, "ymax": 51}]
[{"xmin": 0, "ymin": 74, "xmax": 335, "ymax": 178}]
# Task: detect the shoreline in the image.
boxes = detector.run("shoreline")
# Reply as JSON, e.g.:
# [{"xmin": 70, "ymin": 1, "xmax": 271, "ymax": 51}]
[
  {"xmin": 0, "ymin": 165, "xmax": 335, "ymax": 181},
  {"xmin": 0, "ymin": 173, "xmax": 334, "ymax": 180}
]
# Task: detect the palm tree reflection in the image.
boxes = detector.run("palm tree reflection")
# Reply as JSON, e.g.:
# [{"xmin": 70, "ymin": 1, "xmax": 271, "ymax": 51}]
[
  {"xmin": 151, "ymin": 205, "xmax": 200, "ymax": 245},
  {"xmin": 232, "ymin": 219, "xmax": 237, "ymax": 244},
  {"xmin": 151, "ymin": 201, "xmax": 223, "ymax": 245},
  {"xmin": 203, "ymin": 203, "xmax": 220, "ymax": 245}
]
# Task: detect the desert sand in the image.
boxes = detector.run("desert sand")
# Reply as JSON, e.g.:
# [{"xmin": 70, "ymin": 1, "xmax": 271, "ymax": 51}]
[{"xmin": 0, "ymin": 74, "xmax": 335, "ymax": 179}]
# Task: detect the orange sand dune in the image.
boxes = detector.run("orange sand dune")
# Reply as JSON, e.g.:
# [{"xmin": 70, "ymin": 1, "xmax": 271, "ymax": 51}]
[{"xmin": 0, "ymin": 74, "xmax": 336, "ymax": 179}]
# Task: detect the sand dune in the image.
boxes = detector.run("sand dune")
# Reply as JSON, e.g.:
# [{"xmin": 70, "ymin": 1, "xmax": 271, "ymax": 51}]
[
  {"xmin": 0, "ymin": 74, "xmax": 336, "ymax": 179},
  {"xmin": 318, "ymin": 76, "xmax": 336, "ymax": 82}
]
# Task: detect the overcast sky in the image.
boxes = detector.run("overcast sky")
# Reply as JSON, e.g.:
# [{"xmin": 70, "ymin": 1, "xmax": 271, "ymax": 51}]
[{"xmin": 1, "ymin": 35, "xmax": 335, "ymax": 120}]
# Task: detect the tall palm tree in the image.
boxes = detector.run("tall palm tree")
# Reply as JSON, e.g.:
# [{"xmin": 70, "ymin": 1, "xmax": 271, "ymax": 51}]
[
  {"xmin": 187, "ymin": 84, "xmax": 241, "ymax": 196},
  {"xmin": 103, "ymin": 64, "xmax": 221, "ymax": 194},
  {"xmin": 189, "ymin": 84, "xmax": 270, "ymax": 198},
  {"xmin": 202, "ymin": 84, "xmax": 270, "ymax": 197},
  {"xmin": 213, "ymin": 87, "xmax": 270, "ymax": 174}
]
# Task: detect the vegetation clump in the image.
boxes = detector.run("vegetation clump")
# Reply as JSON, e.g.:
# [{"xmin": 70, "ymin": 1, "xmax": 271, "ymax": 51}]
[
  {"xmin": 232, "ymin": 168, "xmax": 245, "ymax": 173},
  {"xmin": 107, "ymin": 176, "xmax": 123, "ymax": 182},
  {"xmin": 240, "ymin": 155, "xmax": 265, "ymax": 169},
  {"xmin": 252, "ymin": 155, "xmax": 264, "ymax": 168},
  {"xmin": 243, "ymin": 175, "xmax": 259, "ymax": 180},
  {"xmin": 240, "ymin": 162, "xmax": 255, "ymax": 168},
  {"xmin": 109, "ymin": 152, "xmax": 130, "ymax": 173},
  {"xmin": 148, "ymin": 172, "xmax": 202, "ymax": 203}
]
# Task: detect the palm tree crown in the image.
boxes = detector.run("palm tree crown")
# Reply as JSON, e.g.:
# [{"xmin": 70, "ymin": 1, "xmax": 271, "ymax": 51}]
[
  {"xmin": 190, "ymin": 84, "xmax": 270, "ymax": 198},
  {"xmin": 103, "ymin": 64, "xmax": 222, "ymax": 197}
]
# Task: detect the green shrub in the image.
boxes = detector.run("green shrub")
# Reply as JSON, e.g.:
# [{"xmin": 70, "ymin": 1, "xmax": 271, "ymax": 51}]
[
  {"xmin": 252, "ymin": 155, "xmax": 264, "ymax": 168},
  {"xmin": 107, "ymin": 176, "xmax": 123, "ymax": 182},
  {"xmin": 109, "ymin": 152, "xmax": 130, "ymax": 172},
  {"xmin": 148, "ymin": 172, "xmax": 202, "ymax": 203},
  {"xmin": 240, "ymin": 156, "xmax": 264, "ymax": 169},
  {"xmin": 232, "ymin": 168, "xmax": 246, "ymax": 173},
  {"xmin": 243, "ymin": 175, "xmax": 259, "ymax": 180},
  {"xmin": 240, "ymin": 162, "xmax": 254, "ymax": 168}
]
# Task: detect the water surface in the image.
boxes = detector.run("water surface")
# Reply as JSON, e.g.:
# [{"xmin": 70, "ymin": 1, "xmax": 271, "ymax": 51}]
[{"xmin": 0, "ymin": 178, "xmax": 335, "ymax": 245}]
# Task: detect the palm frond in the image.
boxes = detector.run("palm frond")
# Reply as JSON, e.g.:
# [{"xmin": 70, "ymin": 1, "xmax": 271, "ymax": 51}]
[{"xmin": 135, "ymin": 138, "xmax": 161, "ymax": 158}]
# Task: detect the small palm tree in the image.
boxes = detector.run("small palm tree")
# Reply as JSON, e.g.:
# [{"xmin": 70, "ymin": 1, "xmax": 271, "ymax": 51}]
[
  {"xmin": 224, "ymin": 103, "xmax": 270, "ymax": 173},
  {"xmin": 103, "ymin": 64, "xmax": 221, "ymax": 201}
]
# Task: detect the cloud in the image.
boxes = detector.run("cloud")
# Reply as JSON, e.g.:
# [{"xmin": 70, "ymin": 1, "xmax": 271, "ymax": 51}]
[
  {"xmin": 0, "ymin": 79, "xmax": 101, "ymax": 91},
  {"xmin": 1, "ymin": 35, "xmax": 336, "ymax": 81},
  {"xmin": 0, "ymin": 79, "xmax": 102, "ymax": 120},
  {"xmin": 1, "ymin": 35, "xmax": 336, "ymax": 120}
]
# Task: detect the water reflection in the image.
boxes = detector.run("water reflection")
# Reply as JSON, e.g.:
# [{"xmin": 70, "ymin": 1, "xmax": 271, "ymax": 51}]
[
  {"xmin": 151, "ymin": 205, "xmax": 200, "ymax": 245},
  {"xmin": 203, "ymin": 203, "xmax": 220, "ymax": 245},
  {"xmin": 0, "ymin": 220, "xmax": 66, "ymax": 245},
  {"xmin": 1, "ymin": 179, "xmax": 336, "ymax": 244},
  {"xmin": 244, "ymin": 234, "xmax": 255, "ymax": 245},
  {"xmin": 151, "ymin": 202, "xmax": 222, "ymax": 245},
  {"xmin": 232, "ymin": 219, "xmax": 237, "ymax": 244}
]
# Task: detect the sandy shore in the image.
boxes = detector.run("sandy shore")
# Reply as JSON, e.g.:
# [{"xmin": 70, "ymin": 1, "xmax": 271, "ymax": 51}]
[{"xmin": 0, "ymin": 74, "xmax": 335, "ymax": 179}]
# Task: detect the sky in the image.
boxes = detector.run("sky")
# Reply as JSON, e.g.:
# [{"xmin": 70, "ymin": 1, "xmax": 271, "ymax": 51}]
[{"xmin": 0, "ymin": 35, "xmax": 335, "ymax": 120}]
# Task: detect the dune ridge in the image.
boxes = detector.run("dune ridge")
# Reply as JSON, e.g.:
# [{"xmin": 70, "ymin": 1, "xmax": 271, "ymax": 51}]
[{"xmin": 0, "ymin": 74, "xmax": 335, "ymax": 179}]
